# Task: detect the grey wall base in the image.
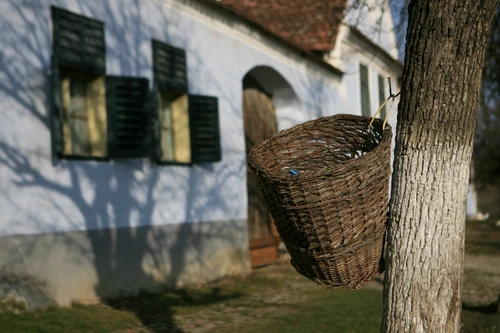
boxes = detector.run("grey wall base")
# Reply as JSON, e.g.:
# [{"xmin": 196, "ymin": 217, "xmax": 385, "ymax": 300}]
[{"xmin": 0, "ymin": 219, "xmax": 250, "ymax": 310}]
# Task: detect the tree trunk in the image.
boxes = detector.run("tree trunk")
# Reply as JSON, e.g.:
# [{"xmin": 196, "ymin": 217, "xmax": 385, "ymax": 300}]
[{"xmin": 382, "ymin": 1, "xmax": 498, "ymax": 332}]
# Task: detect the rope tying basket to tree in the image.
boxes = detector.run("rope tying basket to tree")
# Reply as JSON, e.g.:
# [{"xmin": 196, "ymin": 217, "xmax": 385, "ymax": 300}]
[{"xmin": 247, "ymin": 114, "xmax": 392, "ymax": 289}]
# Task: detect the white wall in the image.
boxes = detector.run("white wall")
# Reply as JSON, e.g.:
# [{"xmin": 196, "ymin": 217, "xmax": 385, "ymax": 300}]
[
  {"xmin": 0, "ymin": 0, "xmax": 343, "ymax": 236},
  {"xmin": 335, "ymin": 0, "xmax": 401, "ymax": 126},
  {"xmin": 344, "ymin": 0, "xmax": 400, "ymax": 60},
  {"xmin": 466, "ymin": 183, "xmax": 478, "ymax": 218},
  {"xmin": 332, "ymin": 26, "xmax": 401, "ymax": 126}
]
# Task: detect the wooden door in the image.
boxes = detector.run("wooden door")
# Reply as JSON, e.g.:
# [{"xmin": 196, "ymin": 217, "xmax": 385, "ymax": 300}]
[{"xmin": 243, "ymin": 85, "xmax": 280, "ymax": 267}]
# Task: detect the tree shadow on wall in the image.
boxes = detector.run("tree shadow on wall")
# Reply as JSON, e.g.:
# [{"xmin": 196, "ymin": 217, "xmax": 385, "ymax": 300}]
[{"xmin": 0, "ymin": 1, "xmax": 247, "ymax": 331}]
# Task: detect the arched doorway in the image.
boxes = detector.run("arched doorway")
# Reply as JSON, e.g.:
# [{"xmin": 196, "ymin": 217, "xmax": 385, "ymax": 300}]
[{"xmin": 243, "ymin": 66, "xmax": 300, "ymax": 267}]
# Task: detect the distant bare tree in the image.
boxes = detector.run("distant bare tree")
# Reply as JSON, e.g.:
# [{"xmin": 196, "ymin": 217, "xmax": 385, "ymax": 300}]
[{"xmin": 474, "ymin": 8, "xmax": 500, "ymax": 187}]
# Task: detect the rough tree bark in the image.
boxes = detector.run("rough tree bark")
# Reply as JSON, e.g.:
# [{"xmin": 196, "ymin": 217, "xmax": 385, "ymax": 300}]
[{"xmin": 382, "ymin": 1, "xmax": 498, "ymax": 332}]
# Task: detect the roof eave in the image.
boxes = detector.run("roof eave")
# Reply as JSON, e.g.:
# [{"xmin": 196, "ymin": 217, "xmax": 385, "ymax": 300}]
[
  {"xmin": 348, "ymin": 25, "xmax": 403, "ymax": 73},
  {"xmin": 205, "ymin": 0, "xmax": 344, "ymax": 76}
]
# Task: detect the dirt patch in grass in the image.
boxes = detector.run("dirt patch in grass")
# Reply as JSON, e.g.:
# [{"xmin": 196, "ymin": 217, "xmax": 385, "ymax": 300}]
[
  {"xmin": 168, "ymin": 259, "xmax": 385, "ymax": 333},
  {"xmin": 169, "ymin": 260, "xmax": 327, "ymax": 333}
]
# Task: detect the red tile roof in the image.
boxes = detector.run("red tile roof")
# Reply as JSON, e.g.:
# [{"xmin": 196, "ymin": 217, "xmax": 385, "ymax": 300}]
[{"xmin": 213, "ymin": 0, "xmax": 348, "ymax": 52}]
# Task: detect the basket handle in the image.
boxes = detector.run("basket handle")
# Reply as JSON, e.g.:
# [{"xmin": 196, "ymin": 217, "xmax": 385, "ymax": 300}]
[
  {"xmin": 368, "ymin": 78, "xmax": 401, "ymax": 130},
  {"xmin": 369, "ymin": 97, "xmax": 393, "ymax": 130}
]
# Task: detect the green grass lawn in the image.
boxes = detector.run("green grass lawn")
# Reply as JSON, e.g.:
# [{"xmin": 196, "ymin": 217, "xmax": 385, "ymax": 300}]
[
  {"xmin": 239, "ymin": 288, "xmax": 384, "ymax": 333},
  {"xmin": 0, "ymin": 303, "xmax": 144, "ymax": 333},
  {"xmin": 0, "ymin": 263, "xmax": 498, "ymax": 333}
]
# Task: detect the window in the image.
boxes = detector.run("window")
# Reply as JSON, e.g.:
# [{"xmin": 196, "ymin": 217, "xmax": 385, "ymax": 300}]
[
  {"xmin": 158, "ymin": 92, "xmax": 177, "ymax": 162},
  {"xmin": 51, "ymin": 7, "xmax": 150, "ymax": 160},
  {"xmin": 152, "ymin": 40, "xmax": 221, "ymax": 164},
  {"xmin": 359, "ymin": 64, "xmax": 371, "ymax": 117},
  {"xmin": 158, "ymin": 92, "xmax": 190, "ymax": 163},
  {"xmin": 51, "ymin": 6, "xmax": 107, "ymax": 159},
  {"xmin": 60, "ymin": 70, "xmax": 107, "ymax": 157},
  {"xmin": 378, "ymin": 74, "xmax": 387, "ymax": 119}
]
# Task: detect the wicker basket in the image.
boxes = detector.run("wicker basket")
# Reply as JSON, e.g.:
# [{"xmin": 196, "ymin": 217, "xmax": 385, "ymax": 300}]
[{"xmin": 247, "ymin": 114, "xmax": 392, "ymax": 289}]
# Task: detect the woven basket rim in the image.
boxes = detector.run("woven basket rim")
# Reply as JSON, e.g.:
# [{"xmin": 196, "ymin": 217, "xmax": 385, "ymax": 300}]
[{"xmin": 248, "ymin": 114, "xmax": 392, "ymax": 182}]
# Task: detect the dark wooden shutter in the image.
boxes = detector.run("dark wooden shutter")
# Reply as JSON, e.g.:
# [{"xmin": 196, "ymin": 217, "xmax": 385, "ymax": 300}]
[
  {"xmin": 360, "ymin": 64, "xmax": 371, "ymax": 117},
  {"xmin": 106, "ymin": 76, "xmax": 151, "ymax": 158},
  {"xmin": 150, "ymin": 87, "xmax": 162, "ymax": 162},
  {"xmin": 152, "ymin": 40, "xmax": 187, "ymax": 93},
  {"xmin": 378, "ymin": 74, "xmax": 387, "ymax": 119},
  {"xmin": 51, "ymin": 57, "xmax": 63, "ymax": 157},
  {"xmin": 189, "ymin": 95, "xmax": 221, "ymax": 163},
  {"xmin": 51, "ymin": 6, "xmax": 105, "ymax": 74}
]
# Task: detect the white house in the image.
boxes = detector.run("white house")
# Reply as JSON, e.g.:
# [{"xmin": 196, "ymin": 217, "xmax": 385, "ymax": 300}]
[{"xmin": 0, "ymin": 0, "xmax": 402, "ymax": 309}]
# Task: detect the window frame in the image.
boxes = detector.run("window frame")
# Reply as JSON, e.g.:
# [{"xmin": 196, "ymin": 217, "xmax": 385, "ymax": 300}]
[
  {"xmin": 151, "ymin": 40, "xmax": 222, "ymax": 166},
  {"xmin": 60, "ymin": 69, "xmax": 108, "ymax": 159},
  {"xmin": 378, "ymin": 74, "xmax": 387, "ymax": 120},
  {"xmin": 154, "ymin": 90, "xmax": 194, "ymax": 166},
  {"xmin": 359, "ymin": 63, "xmax": 371, "ymax": 118},
  {"xmin": 51, "ymin": 6, "xmax": 109, "ymax": 161},
  {"xmin": 151, "ymin": 40, "xmax": 191, "ymax": 166}
]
